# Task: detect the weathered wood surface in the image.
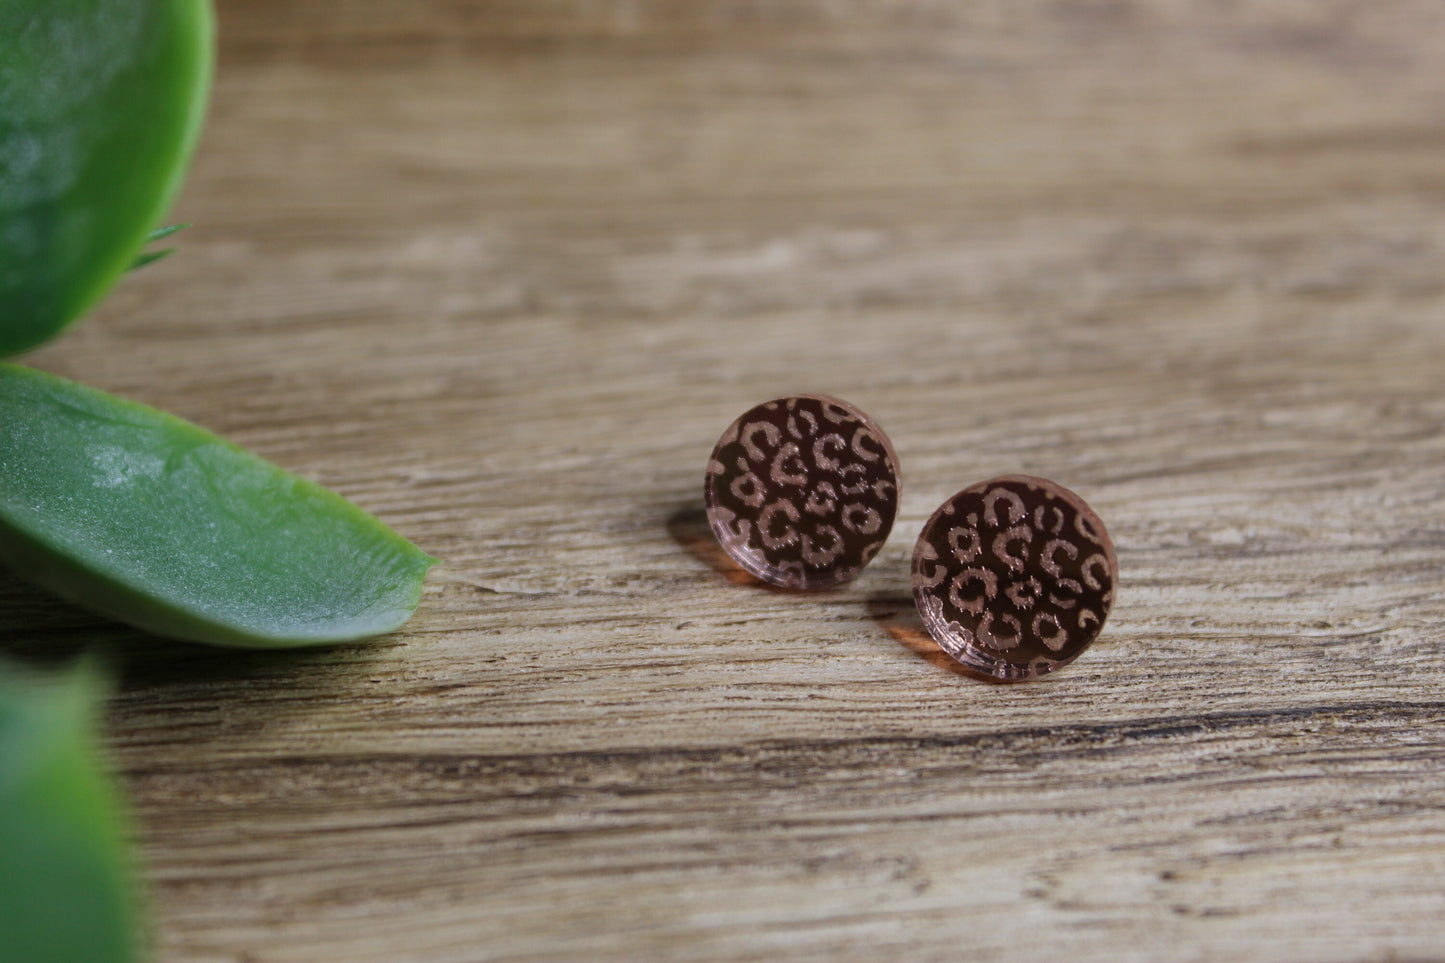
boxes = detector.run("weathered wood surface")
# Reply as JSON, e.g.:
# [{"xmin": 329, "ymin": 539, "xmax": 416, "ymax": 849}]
[{"xmin": 8, "ymin": 1, "xmax": 1445, "ymax": 959}]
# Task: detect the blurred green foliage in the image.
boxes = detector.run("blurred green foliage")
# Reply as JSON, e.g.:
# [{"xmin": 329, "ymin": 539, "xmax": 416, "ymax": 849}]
[
  {"xmin": 0, "ymin": 0, "xmax": 213, "ymax": 356},
  {"xmin": 0, "ymin": 659, "xmax": 139, "ymax": 963}
]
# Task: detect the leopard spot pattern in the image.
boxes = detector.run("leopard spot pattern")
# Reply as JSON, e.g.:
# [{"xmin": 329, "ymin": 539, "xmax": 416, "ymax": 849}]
[
  {"xmin": 705, "ymin": 395, "xmax": 900, "ymax": 589},
  {"xmin": 912, "ymin": 475, "xmax": 1116, "ymax": 680}
]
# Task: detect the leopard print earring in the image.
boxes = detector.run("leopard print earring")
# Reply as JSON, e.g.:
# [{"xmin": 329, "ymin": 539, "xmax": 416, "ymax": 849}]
[
  {"xmin": 704, "ymin": 394, "xmax": 900, "ymax": 589},
  {"xmin": 912, "ymin": 475, "xmax": 1117, "ymax": 681}
]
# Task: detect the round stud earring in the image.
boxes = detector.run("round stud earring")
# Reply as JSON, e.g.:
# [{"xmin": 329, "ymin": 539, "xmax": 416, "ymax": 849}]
[
  {"xmin": 704, "ymin": 394, "xmax": 901, "ymax": 589},
  {"xmin": 912, "ymin": 475, "xmax": 1116, "ymax": 681}
]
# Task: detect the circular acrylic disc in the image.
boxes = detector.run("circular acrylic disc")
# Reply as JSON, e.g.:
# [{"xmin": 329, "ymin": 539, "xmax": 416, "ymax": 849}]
[
  {"xmin": 704, "ymin": 395, "xmax": 900, "ymax": 589},
  {"xmin": 912, "ymin": 475, "xmax": 1117, "ymax": 681}
]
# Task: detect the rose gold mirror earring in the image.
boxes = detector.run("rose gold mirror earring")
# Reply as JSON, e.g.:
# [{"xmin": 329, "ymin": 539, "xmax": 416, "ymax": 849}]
[
  {"xmin": 912, "ymin": 475, "xmax": 1117, "ymax": 681},
  {"xmin": 704, "ymin": 395, "xmax": 900, "ymax": 589}
]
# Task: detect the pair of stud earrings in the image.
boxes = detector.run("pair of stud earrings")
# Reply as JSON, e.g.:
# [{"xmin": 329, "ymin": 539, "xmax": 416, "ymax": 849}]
[{"xmin": 703, "ymin": 394, "xmax": 1118, "ymax": 682}]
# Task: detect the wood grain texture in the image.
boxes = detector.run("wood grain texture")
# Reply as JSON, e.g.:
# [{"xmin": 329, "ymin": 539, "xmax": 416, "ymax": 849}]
[{"xmin": 6, "ymin": 0, "xmax": 1445, "ymax": 959}]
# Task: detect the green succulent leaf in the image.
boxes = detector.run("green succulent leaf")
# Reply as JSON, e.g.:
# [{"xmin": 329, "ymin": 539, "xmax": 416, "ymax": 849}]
[
  {"xmin": 0, "ymin": 363, "xmax": 438, "ymax": 648},
  {"xmin": 0, "ymin": 658, "xmax": 140, "ymax": 963},
  {"xmin": 0, "ymin": 0, "xmax": 214, "ymax": 356}
]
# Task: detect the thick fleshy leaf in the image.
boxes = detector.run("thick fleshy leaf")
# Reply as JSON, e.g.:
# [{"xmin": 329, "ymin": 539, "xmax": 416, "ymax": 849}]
[
  {"xmin": 0, "ymin": 364, "xmax": 437, "ymax": 647},
  {"xmin": 0, "ymin": 0, "xmax": 213, "ymax": 356},
  {"xmin": 0, "ymin": 659, "xmax": 139, "ymax": 963}
]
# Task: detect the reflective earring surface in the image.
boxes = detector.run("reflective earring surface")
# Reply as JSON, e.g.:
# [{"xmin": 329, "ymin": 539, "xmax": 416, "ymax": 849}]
[
  {"xmin": 912, "ymin": 475, "xmax": 1116, "ymax": 681},
  {"xmin": 704, "ymin": 394, "xmax": 900, "ymax": 589}
]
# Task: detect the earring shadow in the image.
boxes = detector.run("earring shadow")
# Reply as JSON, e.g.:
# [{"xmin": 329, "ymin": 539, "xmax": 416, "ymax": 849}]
[
  {"xmin": 666, "ymin": 502, "xmax": 802, "ymax": 591},
  {"xmin": 863, "ymin": 589, "xmax": 1016, "ymax": 684}
]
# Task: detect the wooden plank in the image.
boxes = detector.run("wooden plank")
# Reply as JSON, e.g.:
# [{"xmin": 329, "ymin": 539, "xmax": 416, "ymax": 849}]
[{"xmin": 5, "ymin": 0, "xmax": 1445, "ymax": 958}]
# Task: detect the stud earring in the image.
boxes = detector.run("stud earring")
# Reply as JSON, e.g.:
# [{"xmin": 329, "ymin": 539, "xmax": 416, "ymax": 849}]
[
  {"xmin": 912, "ymin": 475, "xmax": 1116, "ymax": 681},
  {"xmin": 704, "ymin": 394, "xmax": 901, "ymax": 589}
]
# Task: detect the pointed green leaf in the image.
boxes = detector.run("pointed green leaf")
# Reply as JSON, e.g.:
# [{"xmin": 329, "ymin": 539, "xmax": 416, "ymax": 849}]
[
  {"xmin": 0, "ymin": 658, "xmax": 140, "ymax": 963},
  {"xmin": 0, "ymin": 364, "xmax": 438, "ymax": 648},
  {"xmin": 128, "ymin": 224, "xmax": 191, "ymax": 271},
  {"xmin": 127, "ymin": 249, "xmax": 176, "ymax": 272},
  {"xmin": 143, "ymin": 224, "xmax": 190, "ymax": 244},
  {"xmin": 0, "ymin": 0, "xmax": 214, "ymax": 356},
  {"xmin": 127, "ymin": 248, "xmax": 175, "ymax": 272}
]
